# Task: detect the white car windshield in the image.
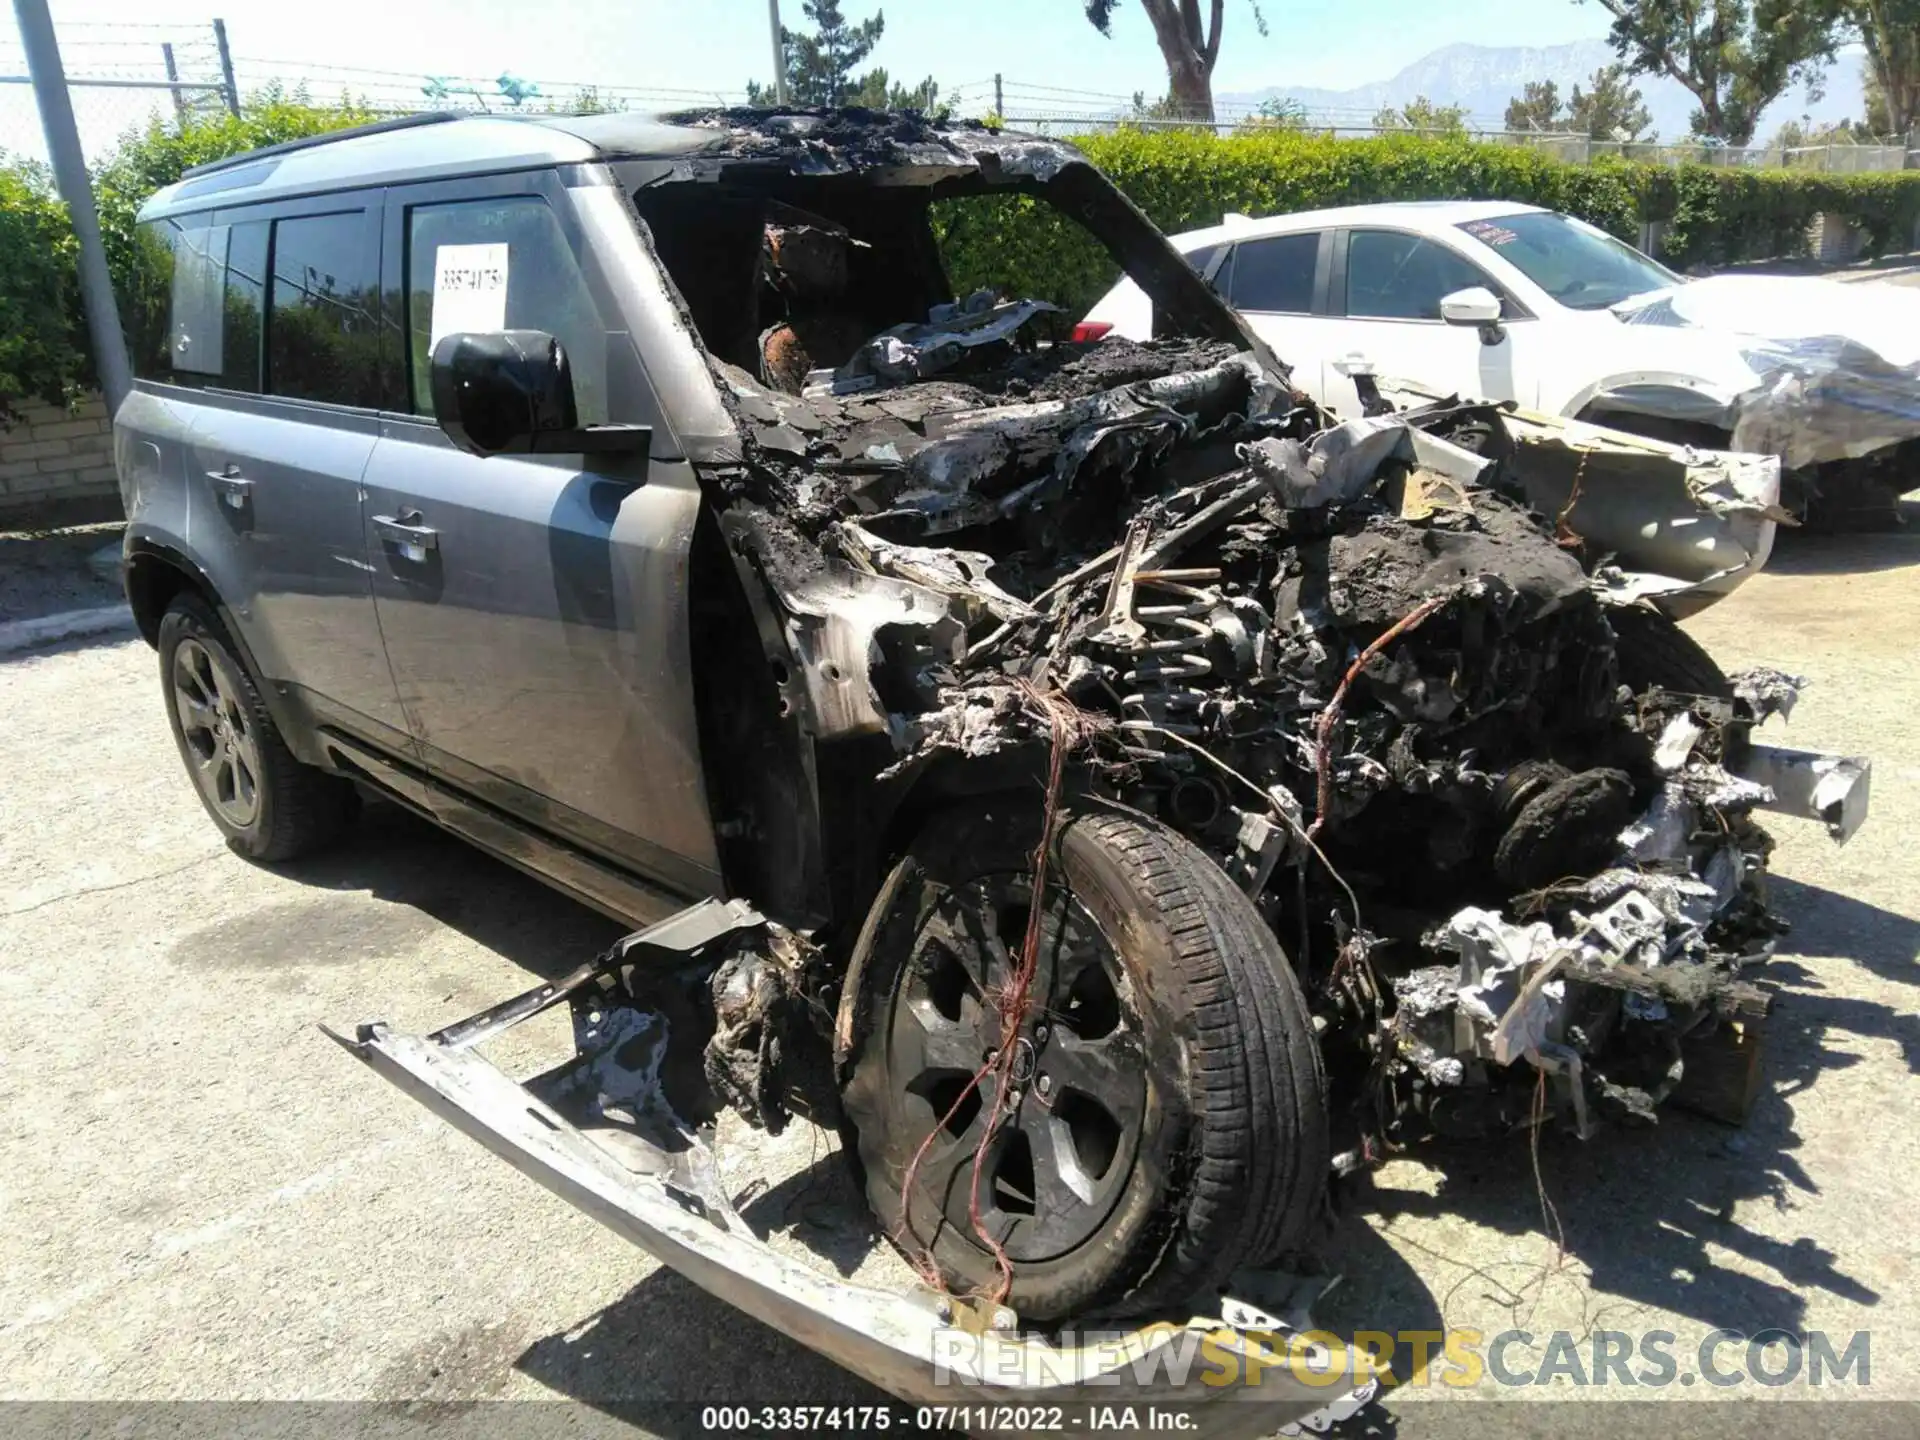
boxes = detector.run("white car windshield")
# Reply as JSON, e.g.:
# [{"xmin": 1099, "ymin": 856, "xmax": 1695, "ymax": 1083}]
[{"xmin": 1456, "ymin": 211, "xmax": 1679, "ymax": 311}]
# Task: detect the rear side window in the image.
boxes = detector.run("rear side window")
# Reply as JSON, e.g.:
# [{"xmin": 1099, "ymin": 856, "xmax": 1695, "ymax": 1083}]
[
  {"xmin": 1345, "ymin": 229, "xmax": 1508, "ymax": 321},
  {"xmin": 124, "ymin": 217, "xmax": 269, "ymax": 390},
  {"xmin": 1181, "ymin": 243, "xmax": 1222, "ymax": 280},
  {"xmin": 267, "ymin": 211, "xmax": 383, "ymax": 407},
  {"xmin": 218, "ymin": 221, "xmax": 268, "ymax": 391},
  {"xmin": 404, "ymin": 196, "xmax": 608, "ymax": 422},
  {"xmin": 1221, "ymin": 233, "xmax": 1319, "ymax": 313}
]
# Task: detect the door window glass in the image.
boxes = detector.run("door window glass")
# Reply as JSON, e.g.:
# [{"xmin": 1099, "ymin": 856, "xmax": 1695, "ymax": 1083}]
[
  {"xmin": 123, "ymin": 216, "xmax": 272, "ymax": 391},
  {"xmin": 1345, "ymin": 230, "xmax": 1507, "ymax": 320},
  {"xmin": 219, "ymin": 220, "xmax": 269, "ymax": 391},
  {"xmin": 405, "ymin": 197, "xmax": 607, "ymax": 422},
  {"xmin": 266, "ymin": 211, "xmax": 383, "ymax": 407},
  {"xmin": 166, "ymin": 222, "xmax": 226, "ymax": 378},
  {"xmin": 1222, "ymin": 232, "xmax": 1319, "ymax": 313}
]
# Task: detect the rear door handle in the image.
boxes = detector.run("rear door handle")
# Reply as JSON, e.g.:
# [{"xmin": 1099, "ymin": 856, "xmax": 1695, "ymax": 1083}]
[
  {"xmin": 373, "ymin": 511, "xmax": 440, "ymax": 563},
  {"xmin": 206, "ymin": 465, "xmax": 251, "ymax": 508}
]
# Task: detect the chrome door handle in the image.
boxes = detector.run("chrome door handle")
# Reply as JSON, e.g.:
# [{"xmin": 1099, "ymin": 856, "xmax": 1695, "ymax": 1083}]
[
  {"xmin": 373, "ymin": 513, "xmax": 440, "ymax": 561},
  {"xmin": 206, "ymin": 466, "xmax": 251, "ymax": 508}
]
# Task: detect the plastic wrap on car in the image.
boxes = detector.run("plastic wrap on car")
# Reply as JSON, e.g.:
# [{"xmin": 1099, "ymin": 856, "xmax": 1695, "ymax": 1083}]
[{"xmin": 1612, "ymin": 275, "xmax": 1920, "ymax": 470}]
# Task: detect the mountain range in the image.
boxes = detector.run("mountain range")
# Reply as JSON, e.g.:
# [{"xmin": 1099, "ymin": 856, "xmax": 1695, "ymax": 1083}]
[{"xmin": 1219, "ymin": 39, "xmax": 1871, "ymax": 141}]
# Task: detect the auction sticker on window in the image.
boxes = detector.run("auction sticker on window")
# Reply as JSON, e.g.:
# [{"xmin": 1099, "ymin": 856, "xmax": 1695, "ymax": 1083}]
[{"xmin": 430, "ymin": 243, "xmax": 508, "ymax": 345}]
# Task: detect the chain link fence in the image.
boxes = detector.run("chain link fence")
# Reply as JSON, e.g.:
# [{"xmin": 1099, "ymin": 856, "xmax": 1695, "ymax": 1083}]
[{"xmin": 0, "ymin": 19, "xmax": 235, "ymax": 164}]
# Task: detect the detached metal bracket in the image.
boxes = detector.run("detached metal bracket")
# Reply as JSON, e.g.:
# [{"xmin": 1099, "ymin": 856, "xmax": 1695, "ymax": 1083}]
[
  {"xmin": 426, "ymin": 896, "xmax": 765, "ymax": 1051},
  {"xmin": 1734, "ymin": 744, "xmax": 1873, "ymax": 843}
]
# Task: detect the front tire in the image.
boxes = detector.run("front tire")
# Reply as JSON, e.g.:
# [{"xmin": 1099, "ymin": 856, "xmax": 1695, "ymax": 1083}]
[
  {"xmin": 838, "ymin": 799, "xmax": 1328, "ymax": 1322},
  {"xmin": 1607, "ymin": 603, "xmax": 1732, "ymax": 698},
  {"xmin": 158, "ymin": 594, "xmax": 358, "ymax": 862}
]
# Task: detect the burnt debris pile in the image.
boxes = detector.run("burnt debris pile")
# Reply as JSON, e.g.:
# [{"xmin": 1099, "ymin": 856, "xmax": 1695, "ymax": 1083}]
[{"xmin": 713, "ymin": 335, "xmax": 1785, "ymax": 1148}]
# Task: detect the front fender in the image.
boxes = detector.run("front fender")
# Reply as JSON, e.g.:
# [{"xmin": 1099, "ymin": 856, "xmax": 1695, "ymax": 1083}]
[{"xmin": 1559, "ymin": 370, "xmax": 1745, "ymax": 430}]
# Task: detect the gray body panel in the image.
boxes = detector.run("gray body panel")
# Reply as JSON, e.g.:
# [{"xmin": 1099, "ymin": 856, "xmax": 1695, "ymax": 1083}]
[
  {"xmin": 116, "ymin": 385, "xmax": 408, "ymax": 743},
  {"xmin": 361, "ymin": 419, "xmax": 721, "ymax": 895},
  {"xmin": 186, "ymin": 393, "xmax": 404, "ymax": 735}
]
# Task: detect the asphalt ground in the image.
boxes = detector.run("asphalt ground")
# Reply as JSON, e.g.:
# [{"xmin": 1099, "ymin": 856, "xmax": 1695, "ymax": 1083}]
[{"xmin": 2, "ymin": 524, "xmax": 1917, "ymax": 1432}]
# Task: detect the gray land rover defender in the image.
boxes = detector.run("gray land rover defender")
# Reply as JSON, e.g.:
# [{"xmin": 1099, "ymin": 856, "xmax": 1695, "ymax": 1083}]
[{"xmin": 116, "ymin": 108, "xmax": 1864, "ymax": 1415}]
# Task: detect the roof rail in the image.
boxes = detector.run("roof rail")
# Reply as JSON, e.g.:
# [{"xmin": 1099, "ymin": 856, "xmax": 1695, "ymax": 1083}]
[{"xmin": 179, "ymin": 111, "xmax": 468, "ymax": 181}]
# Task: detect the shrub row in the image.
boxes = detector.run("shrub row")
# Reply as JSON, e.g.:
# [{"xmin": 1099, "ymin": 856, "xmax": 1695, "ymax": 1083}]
[
  {"xmin": 5, "ymin": 111, "xmax": 1920, "ymax": 421},
  {"xmin": 937, "ymin": 127, "xmax": 1920, "ymax": 317},
  {"xmin": 0, "ymin": 91, "xmax": 375, "ymax": 424}
]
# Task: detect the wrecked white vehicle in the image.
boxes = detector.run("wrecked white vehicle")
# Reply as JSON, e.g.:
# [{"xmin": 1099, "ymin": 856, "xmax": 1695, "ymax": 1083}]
[
  {"xmin": 180, "ymin": 112, "xmax": 1872, "ymax": 1422},
  {"xmin": 1087, "ymin": 203, "xmax": 1920, "ymax": 528}
]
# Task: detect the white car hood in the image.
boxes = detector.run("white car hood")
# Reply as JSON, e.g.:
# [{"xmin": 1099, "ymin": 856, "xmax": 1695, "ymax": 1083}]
[{"xmin": 1615, "ymin": 273, "xmax": 1920, "ymax": 368}]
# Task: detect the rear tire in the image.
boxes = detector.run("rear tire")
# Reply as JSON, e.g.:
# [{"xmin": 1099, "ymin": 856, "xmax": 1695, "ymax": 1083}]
[
  {"xmin": 158, "ymin": 594, "xmax": 358, "ymax": 863},
  {"xmin": 838, "ymin": 799, "xmax": 1328, "ymax": 1322}
]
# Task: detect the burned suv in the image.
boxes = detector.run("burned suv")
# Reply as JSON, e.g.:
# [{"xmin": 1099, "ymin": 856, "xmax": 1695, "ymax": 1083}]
[{"xmin": 117, "ymin": 109, "xmax": 1866, "ymax": 1414}]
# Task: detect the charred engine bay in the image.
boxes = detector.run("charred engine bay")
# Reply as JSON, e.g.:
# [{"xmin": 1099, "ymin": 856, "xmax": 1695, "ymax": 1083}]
[{"xmin": 706, "ymin": 334, "xmax": 1783, "ymax": 1148}]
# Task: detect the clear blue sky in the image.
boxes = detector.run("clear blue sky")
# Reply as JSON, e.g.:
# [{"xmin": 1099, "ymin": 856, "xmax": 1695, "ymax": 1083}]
[{"xmin": 21, "ymin": 0, "xmax": 1613, "ymax": 107}]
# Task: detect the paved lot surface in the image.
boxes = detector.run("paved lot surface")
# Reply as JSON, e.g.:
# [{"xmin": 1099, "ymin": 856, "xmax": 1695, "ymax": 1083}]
[{"xmin": 1, "ymin": 504, "xmax": 1917, "ymax": 1433}]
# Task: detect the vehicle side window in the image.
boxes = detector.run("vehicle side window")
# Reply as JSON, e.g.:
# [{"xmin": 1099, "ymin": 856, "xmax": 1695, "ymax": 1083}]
[
  {"xmin": 404, "ymin": 196, "xmax": 607, "ymax": 423},
  {"xmin": 266, "ymin": 211, "xmax": 382, "ymax": 407},
  {"xmin": 1222, "ymin": 233, "xmax": 1319, "ymax": 313},
  {"xmin": 123, "ymin": 217, "xmax": 267, "ymax": 390},
  {"xmin": 220, "ymin": 221, "xmax": 269, "ymax": 392},
  {"xmin": 1182, "ymin": 243, "xmax": 1222, "ymax": 281},
  {"xmin": 1345, "ymin": 230, "xmax": 1509, "ymax": 321}
]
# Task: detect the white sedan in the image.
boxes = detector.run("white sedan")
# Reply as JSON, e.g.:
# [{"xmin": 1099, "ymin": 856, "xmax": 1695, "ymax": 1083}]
[{"xmin": 1083, "ymin": 200, "xmax": 1920, "ymax": 523}]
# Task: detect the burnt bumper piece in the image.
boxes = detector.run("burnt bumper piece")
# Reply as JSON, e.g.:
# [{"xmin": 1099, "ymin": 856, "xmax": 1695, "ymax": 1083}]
[{"xmin": 329, "ymin": 899, "xmax": 1350, "ymax": 1433}]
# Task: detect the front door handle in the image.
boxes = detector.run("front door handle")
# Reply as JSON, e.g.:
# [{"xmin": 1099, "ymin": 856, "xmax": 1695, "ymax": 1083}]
[
  {"xmin": 206, "ymin": 465, "xmax": 251, "ymax": 509},
  {"xmin": 373, "ymin": 511, "xmax": 440, "ymax": 563}
]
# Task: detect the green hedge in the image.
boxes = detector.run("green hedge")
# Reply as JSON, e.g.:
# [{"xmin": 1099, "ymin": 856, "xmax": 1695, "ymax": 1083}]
[
  {"xmin": 0, "ymin": 89, "xmax": 375, "ymax": 425},
  {"xmin": 0, "ymin": 162, "xmax": 85, "ymax": 424},
  {"xmin": 6, "ymin": 114, "xmax": 1920, "ymax": 423},
  {"xmin": 936, "ymin": 128, "xmax": 1920, "ymax": 317}
]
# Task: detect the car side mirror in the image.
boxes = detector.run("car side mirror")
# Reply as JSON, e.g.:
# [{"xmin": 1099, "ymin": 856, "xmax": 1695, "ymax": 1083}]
[
  {"xmin": 1439, "ymin": 286, "xmax": 1505, "ymax": 344},
  {"xmin": 430, "ymin": 330, "xmax": 651, "ymax": 459}
]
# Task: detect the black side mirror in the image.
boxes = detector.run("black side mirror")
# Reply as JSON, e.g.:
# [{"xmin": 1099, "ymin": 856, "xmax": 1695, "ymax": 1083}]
[{"xmin": 429, "ymin": 330, "xmax": 650, "ymax": 459}]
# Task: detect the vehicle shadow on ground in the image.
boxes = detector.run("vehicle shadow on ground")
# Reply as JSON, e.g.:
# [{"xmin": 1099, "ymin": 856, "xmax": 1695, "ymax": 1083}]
[
  {"xmin": 512, "ymin": 1151, "xmax": 1444, "ymax": 1433},
  {"xmin": 274, "ymin": 797, "xmax": 630, "ymax": 977},
  {"xmin": 0, "ymin": 523, "xmax": 127, "ymax": 636},
  {"xmin": 1766, "ymin": 499, "xmax": 1920, "ymax": 575}
]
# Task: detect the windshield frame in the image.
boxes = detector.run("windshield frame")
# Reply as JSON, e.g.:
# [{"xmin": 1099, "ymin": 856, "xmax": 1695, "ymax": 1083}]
[{"xmin": 1455, "ymin": 210, "xmax": 1680, "ymax": 312}]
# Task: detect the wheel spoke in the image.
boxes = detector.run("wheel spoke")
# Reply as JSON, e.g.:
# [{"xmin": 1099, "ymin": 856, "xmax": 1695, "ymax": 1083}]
[
  {"xmin": 949, "ymin": 892, "xmax": 1016, "ymax": 986},
  {"xmin": 174, "ymin": 685, "xmax": 215, "ymax": 731},
  {"xmin": 1040, "ymin": 1030, "xmax": 1134, "ymax": 1107},
  {"xmin": 233, "ymin": 749, "xmax": 258, "ymax": 808},
  {"xmin": 1026, "ymin": 1112, "xmax": 1090, "ymax": 1207},
  {"xmin": 900, "ymin": 995, "xmax": 987, "ymax": 1076},
  {"xmin": 901, "ymin": 1131, "xmax": 982, "ymax": 1245}
]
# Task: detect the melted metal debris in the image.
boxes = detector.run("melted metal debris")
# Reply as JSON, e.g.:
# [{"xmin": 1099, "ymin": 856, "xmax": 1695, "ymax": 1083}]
[{"xmin": 709, "ymin": 319, "xmax": 1801, "ymax": 1147}]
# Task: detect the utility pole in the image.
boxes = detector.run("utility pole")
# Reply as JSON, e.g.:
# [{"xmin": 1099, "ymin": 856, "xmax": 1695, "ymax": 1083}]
[
  {"xmin": 11, "ymin": 0, "xmax": 131, "ymax": 415},
  {"xmin": 162, "ymin": 42, "xmax": 187, "ymax": 125},
  {"xmin": 994, "ymin": 72, "xmax": 1003, "ymax": 118},
  {"xmin": 213, "ymin": 18, "xmax": 240, "ymax": 117},
  {"xmin": 767, "ymin": 0, "xmax": 789, "ymax": 105}
]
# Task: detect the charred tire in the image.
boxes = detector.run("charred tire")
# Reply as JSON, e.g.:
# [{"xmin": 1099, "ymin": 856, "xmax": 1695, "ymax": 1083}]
[
  {"xmin": 157, "ymin": 594, "xmax": 358, "ymax": 862},
  {"xmin": 1608, "ymin": 605, "xmax": 1733, "ymax": 699},
  {"xmin": 838, "ymin": 799, "xmax": 1328, "ymax": 1323}
]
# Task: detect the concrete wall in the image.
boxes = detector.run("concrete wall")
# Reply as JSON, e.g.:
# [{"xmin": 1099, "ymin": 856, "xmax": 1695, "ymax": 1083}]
[{"xmin": 0, "ymin": 392, "xmax": 116, "ymax": 518}]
